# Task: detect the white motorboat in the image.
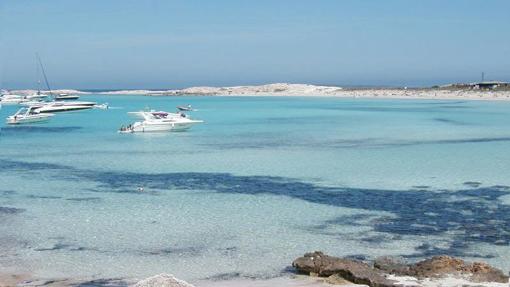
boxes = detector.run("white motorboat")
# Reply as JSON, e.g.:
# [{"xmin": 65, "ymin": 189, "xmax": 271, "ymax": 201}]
[
  {"xmin": 120, "ymin": 110, "xmax": 203, "ymax": 133},
  {"xmin": 34, "ymin": 101, "xmax": 97, "ymax": 113},
  {"xmin": 120, "ymin": 118, "xmax": 203, "ymax": 133},
  {"xmin": 6, "ymin": 106, "xmax": 54, "ymax": 124},
  {"xmin": 0, "ymin": 94, "xmax": 27, "ymax": 105},
  {"xmin": 55, "ymin": 93, "xmax": 80, "ymax": 100}
]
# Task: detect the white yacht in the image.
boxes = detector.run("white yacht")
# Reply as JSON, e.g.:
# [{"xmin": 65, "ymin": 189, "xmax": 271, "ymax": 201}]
[
  {"xmin": 120, "ymin": 110, "xmax": 203, "ymax": 133},
  {"xmin": 6, "ymin": 106, "xmax": 54, "ymax": 124},
  {"xmin": 33, "ymin": 101, "xmax": 97, "ymax": 113}
]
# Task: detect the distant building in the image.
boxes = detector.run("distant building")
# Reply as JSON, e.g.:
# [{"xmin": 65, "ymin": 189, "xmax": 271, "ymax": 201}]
[
  {"xmin": 438, "ymin": 81, "xmax": 510, "ymax": 90},
  {"xmin": 472, "ymin": 81, "xmax": 508, "ymax": 90}
]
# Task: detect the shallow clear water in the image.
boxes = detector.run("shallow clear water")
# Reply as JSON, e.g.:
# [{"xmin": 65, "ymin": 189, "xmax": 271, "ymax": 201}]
[{"xmin": 1, "ymin": 96, "xmax": 510, "ymax": 283}]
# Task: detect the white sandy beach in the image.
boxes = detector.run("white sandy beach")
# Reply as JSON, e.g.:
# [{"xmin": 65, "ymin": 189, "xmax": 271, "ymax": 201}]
[{"xmin": 8, "ymin": 83, "xmax": 510, "ymax": 101}]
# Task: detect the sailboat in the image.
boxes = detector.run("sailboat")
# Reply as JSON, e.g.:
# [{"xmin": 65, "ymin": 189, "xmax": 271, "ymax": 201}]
[
  {"xmin": 30, "ymin": 54, "xmax": 97, "ymax": 113},
  {"xmin": 25, "ymin": 57, "xmax": 49, "ymax": 101},
  {"xmin": 26, "ymin": 81, "xmax": 47, "ymax": 100}
]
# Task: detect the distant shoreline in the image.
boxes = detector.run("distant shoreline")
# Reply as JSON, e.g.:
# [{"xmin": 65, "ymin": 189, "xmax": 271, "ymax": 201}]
[{"xmin": 7, "ymin": 83, "xmax": 510, "ymax": 101}]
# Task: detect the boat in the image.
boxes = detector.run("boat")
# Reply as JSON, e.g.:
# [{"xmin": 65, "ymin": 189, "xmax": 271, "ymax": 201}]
[
  {"xmin": 119, "ymin": 117, "xmax": 203, "ymax": 133},
  {"xmin": 30, "ymin": 53, "xmax": 90, "ymax": 111},
  {"xmin": 120, "ymin": 110, "xmax": 203, "ymax": 133},
  {"xmin": 6, "ymin": 106, "xmax": 54, "ymax": 124},
  {"xmin": 0, "ymin": 94, "xmax": 27, "ymax": 105},
  {"xmin": 177, "ymin": 104, "xmax": 194, "ymax": 111},
  {"xmin": 26, "ymin": 80, "xmax": 48, "ymax": 100},
  {"xmin": 25, "ymin": 62, "xmax": 49, "ymax": 101},
  {"xmin": 22, "ymin": 99, "xmax": 107, "ymax": 112},
  {"xmin": 21, "ymin": 56, "xmax": 106, "ymax": 112},
  {"xmin": 33, "ymin": 101, "xmax": 97, "ymax": 113},
  {"xmin": 94, "ymin": 103, "xmax": 109, "ymax": 109},
  {"xmin": 55, "ymin": 93, "xmax": 80, "ymax": 100}
]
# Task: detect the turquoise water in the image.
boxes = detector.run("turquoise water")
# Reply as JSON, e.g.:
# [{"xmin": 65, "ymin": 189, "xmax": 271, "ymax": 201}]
[{"xmin": 1, "ymin": 95, "xmax": 510, "ymax": 283}]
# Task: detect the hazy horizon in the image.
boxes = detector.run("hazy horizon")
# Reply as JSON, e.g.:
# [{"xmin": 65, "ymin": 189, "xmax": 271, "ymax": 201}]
[{"xmin": 2, "ymin": 0, "xmax": 510, "ymax": 89}]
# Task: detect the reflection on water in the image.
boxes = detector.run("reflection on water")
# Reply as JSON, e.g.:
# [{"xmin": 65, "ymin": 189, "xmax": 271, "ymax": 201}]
[{"xmin": 0, "ymin": 126, "xmax": 82, "ymax": 134}]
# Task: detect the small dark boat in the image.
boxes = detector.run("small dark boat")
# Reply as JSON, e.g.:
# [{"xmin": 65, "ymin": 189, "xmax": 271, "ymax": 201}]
[{"xmin": 176, "ymin": 104, "xmax": 193, "ymax": 111}]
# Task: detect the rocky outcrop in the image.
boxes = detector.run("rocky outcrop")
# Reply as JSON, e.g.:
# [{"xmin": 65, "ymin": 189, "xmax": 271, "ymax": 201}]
[
  {"xmin": 293, "ymin": 252, "xmax": 509, "ymax": 287},
  {"xmin": 133, "ymin": 274, "xmax": 195, "ymax": 287},
  {"xmin": 408, "ymin": 255, "xmax": 508, "ymax": 283},
  {"xmin": 176, "ymin": 83, "xmax": 344, "ymax": 96},
  {"xmin": 292, "ymin": 251, "xmax": 397, "ymax": 287}
]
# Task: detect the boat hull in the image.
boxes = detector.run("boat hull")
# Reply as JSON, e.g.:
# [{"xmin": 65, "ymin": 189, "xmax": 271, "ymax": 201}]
[
  {"xmin": 55, "ymin": 96, "xmax": 80, "ymax": 100},
  {"xmin": 36, "ymin": 105, "xmax": 93, "ymax": 113},
  {"xmin": 122, "ymin": 120, "xmax": 203, "ymax": 133}
]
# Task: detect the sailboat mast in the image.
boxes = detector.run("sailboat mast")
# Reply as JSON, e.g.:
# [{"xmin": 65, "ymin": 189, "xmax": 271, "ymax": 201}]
[
  {"xmin": 36, "ymin": 53, "xmax": 53, "ymax": 96},
  {"xmin": 35, "ymin": 55, "xmax": 41, "ymax": 95}
]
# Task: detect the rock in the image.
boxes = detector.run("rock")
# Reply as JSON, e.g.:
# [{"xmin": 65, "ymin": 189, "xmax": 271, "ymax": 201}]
[
  {"xmin": 409, "ymin": 255, "xmax": 509, "ymax": 283},
  {"xmin": 374, "ymin": 256, "xmax": 410, "ymax": 276},
  {"xmin": 292, "ymin": 251, "xmax": 397, "ymax": 287},
  {"xmin": 325, "ymin": 274, "xmax": 353, "ymax": 285},
  {"xmin": 293, "ymin": 252, "xmax": 509, "ymax": 286},
  {"xmin": 468, "ymin": 261, "xmax": 509, "ymax": 283},
  {"xmin": 409, "ymin": 255, "xmax": 465, "ymax": 278},
  {"xmin": 133, "ymin": 274, "xmax": 195, "ymax": 287}
]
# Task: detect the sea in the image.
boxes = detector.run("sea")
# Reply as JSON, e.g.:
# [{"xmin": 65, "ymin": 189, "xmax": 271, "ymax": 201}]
[{"xmin": 1, "ymin": 95, "xmax": 509, "ymax": 285}]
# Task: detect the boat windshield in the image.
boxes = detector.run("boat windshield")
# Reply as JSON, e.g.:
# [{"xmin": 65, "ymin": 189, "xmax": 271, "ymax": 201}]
[
  {"xmin": 152, "ymin": 112, "xmax": 168, "ymax": 119},
  {"xmin": 15, "ymin": 108, "xmax": 29, "ymax": 116}
]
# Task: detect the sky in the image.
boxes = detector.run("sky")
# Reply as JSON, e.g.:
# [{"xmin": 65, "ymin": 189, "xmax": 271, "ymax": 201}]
[{"xmin": 1, "ymin": 0, "xmax": 510, "ymax": 89}]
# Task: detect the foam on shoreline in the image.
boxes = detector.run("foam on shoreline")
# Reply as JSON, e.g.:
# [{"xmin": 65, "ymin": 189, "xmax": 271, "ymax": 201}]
[{"xmin": 4, "ymin": 274, "xmax": 507, "ymax": 287}]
